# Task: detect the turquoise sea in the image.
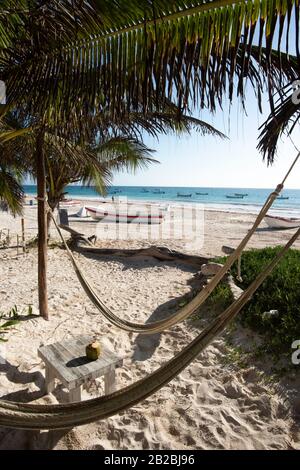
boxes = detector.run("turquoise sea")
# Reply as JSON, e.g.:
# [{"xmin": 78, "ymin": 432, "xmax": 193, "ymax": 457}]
[{"xmin": 23, "ymin": 185, "xmax": 300, "ymax": 217}]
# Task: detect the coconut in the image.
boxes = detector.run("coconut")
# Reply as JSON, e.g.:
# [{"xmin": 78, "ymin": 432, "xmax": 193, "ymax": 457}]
[{"xmin": 86, "ymin": 341, "xmax": 101, "ymax": 360}]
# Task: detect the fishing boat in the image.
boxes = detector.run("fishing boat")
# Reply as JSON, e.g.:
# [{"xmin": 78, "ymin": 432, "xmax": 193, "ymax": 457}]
[
  {"xmin": 141, "ymin": 188, "xmax": 149, "ymax": 193},
  {"xmin": 177, "ymin": 193, "xmax": 192, "ymax": 197},
  {"xmin": 226, "ymin": 194, "xmax": 244, "ymax": 199},
  {"xmin": 89, "ymin": 200, "xmax": 169, "ymax": 212},
  {"xmin": 195, "ymin": 192, "xmax": 208, "ymax": 195},
  {"xmin": 276, "ymin": 196, "xmax": 289, "ymax": 200},
  {"xmin": 152, "ymin": 189, "xmax": 165, "ymax": 194},
  {"xmin": 234, "ymin": 193, "xmax": 248, "ymax": 197},
  {"xmin": 110, "ymin": 189, "xmax": 122, "ymax": 194},
  {"xmin": 264, "ymin": 215, "xmax": 300, "ymax": 229},
  {"xmin": 85, "ymin": 206, "xmax": 165, "ymax": 224}
]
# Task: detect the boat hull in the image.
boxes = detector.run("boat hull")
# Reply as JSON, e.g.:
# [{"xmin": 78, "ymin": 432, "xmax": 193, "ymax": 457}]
[
  {"xmin": 264, "ymin": 215, "xmax": 300, "ymax": 229},
  {"xmin": 85, "ymin": 206, "xmax": 165, "ymax": 224}
]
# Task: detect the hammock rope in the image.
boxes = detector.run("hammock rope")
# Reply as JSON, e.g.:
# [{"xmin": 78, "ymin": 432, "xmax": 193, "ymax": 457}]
[
  {"xmin": 51, "ymin": 151, "xmax": 300, "ymax": 334},
  {"xmin": 51, "ymin": 183, "xmax": 281, "ymax": 334},
  {"xmin": 1, "ymin": 224, "xmax": 299, "ymax": 430}
]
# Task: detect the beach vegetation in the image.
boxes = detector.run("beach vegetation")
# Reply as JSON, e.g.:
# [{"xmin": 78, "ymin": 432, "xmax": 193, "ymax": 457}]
[
  {"xmin": 219, "ymin": 247, "xmax": 300, "ymax": 356},
  {"xmin": 0, "ymin": 305, "xmax": 35, "ymax": 342},
  {"xmin": 206, "ymin": 282, "xmax": 234, "ymax": 313},
  {"xmin": 0, "ymin": 308, "xmax": 20, "ymax": 342}
]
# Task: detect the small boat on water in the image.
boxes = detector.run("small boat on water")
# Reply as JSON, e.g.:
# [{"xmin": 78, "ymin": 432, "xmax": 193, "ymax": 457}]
[
  {"xmin": 196, "ymin": 192, "xmax": 208, "ymax": 196},
  {"xmin": 226, "ymin": 194, "xmax": 244, "ymax": 199},
  {"xmin": 141, "ymin": 188, "xmax": 149, "ymax": 193},
  {"xmin": 85, "ymin": 206, "xmax": 165, "ymax": 224},
  {"xmin": 234, "ymin": 193, "xmax": 248, "ymax": 197},
  {"xmin": 177, "ymin": 193, "xmax": 192, "ymax": 198},
  {"xmin": 264, "ymin": 215, "xmax": 300, "ymax": 229},
  {"xmin": 276, "ymin": 196, "xmax": 289, "ymax": 200},
  {"xmin": 110, "ymin": 189, "xmax": 122, "ymax": 194},
  {"xmin": 152, "ymin": 189, "xmax": 165, "ymax": 194}
]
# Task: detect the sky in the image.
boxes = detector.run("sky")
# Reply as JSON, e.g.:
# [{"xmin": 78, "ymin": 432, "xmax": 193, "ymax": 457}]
[
  {"xmin": 111, "ymin": 12, "xmax": 300, "ymax": 190},
  {"xmin": 24, "ymin": 13, "xmax": 300, "ymax": 190},
  {"xmin": 25, "ymin": 86, "xmax": 300, "ymax": 190},
  {"xmin": 112, "ymin": 88, "xmax": 300, "ymax": 189}
]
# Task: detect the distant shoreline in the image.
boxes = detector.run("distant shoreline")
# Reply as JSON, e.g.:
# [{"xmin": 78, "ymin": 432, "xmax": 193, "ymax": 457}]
[{"xmin": 25, "ymin": 191, "xmax": 300, "ymax": 218}]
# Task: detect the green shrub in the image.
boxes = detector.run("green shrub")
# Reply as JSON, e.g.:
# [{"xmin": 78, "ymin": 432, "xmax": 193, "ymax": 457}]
[
  {"xmin": 0, "ymin": 305, "xmax": 33, "ymax": 342},
  {"xmin": 207, "ymin": 282, "xmax": 233, "ymax": 311},
  {"xmin": 222, "ymin": 247, "xmax": 300, "ymax": 355}
]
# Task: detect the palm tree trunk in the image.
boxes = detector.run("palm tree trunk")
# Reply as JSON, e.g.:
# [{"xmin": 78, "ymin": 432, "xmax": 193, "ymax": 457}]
[{"xmin": 35, "ymin": 130, "xmax": 49, "ymax": 320}]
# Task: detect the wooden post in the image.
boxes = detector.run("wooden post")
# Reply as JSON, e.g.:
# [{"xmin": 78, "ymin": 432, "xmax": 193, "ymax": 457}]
[
  {"xmin": 36, "ymin": 131, "xmax": 49, "ymax": 320},
  {"xmin": 21, "ymin": 218, "xmax": 26, "ymax": 254}
]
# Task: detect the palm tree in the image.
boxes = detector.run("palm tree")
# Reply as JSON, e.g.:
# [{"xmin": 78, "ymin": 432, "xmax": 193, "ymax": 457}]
[
  {"xmin": 44, "ymin": 136, "xmax": 157, "ymax": 237},
  {"xmin": 1, "ymin": 106, "xmax": 225, "ymax": 225},
  {"xmin": 0, "ymin": 103, "xmax": 225, "ymax": 318},
  {"xmin": 0, "ymin": 1, "xmax": 298, "ymax": 319}
]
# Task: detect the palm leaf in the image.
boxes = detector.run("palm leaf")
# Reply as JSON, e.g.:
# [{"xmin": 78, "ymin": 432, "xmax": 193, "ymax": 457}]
[
  {"xmin": 95, "ymin": 137, "xmax": 158, "ymax": 172},
  {"xmin": 1, "ymin": 1, "xmax": 299, "ymax": 123},
  {"xmin": 0, "ymin": 127, "xmax": 32, "ymax": 143},
  {"xmin": 255, "ymin": 52, "xmax": 300, "ymax": 163},
  {"xmin": 257, "ymin": 87, "xmax": 300, "ymax": 164},
  {"xmin": 0, "ymin": 165, "xmax": 24, "ymax": 215}
]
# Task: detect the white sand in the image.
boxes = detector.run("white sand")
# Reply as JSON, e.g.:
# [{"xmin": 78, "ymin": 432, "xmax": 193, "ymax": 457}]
[{"xmin": 0, "ymin": 203, "xmax": 299, "ymax": 449}]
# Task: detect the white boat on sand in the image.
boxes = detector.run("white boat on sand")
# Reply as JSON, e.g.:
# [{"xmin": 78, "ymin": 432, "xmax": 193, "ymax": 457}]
[
  {"xmin": 85, "ymin": 206, "xmax": 165, "ymax": 224},
  {"xmin": 264, "ymin": 215, "xmax": 300, "ymax": 229}
]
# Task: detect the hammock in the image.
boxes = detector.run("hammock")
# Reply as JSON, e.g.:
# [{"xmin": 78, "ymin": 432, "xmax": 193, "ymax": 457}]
[
  {"xmin": 51, "ymin": 183, "xmax": 282, "ymax": 334},
  {"xmin": 54, "ymin": 148, "xmax": 300, "ymax": 335},
  {"xmin": 0, "ymin": 153, "xmax": 298, "ymax": 430},
  {"xmin": 47, "ymin": 152, "xmax": 300, "ymax": 335},
  {"xmin": 0, "ymin": 225, "xmax": 299, "ymax": 430}
]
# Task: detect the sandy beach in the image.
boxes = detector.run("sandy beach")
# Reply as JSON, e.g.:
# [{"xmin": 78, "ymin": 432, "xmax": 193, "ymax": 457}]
[{"xmin": 0, "ymin": 202, "xmax": 299, "ymax": 449}]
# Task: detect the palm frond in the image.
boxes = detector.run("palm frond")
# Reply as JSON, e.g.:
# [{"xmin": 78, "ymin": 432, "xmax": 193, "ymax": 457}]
[
  {"xmin": 105, "ymin": 110, "xmax": 227, "ymax": 140},
  {"xmin": 0, "ymin": 127, "xmax": 32, "ymax": 143},
  {"xmin": 95, "ymin": 136, "xmax": 158, "ymax": 172},
  {"xmin": 44, "ymin": 135, "xmax": 157, "ymax": 201},
  {"xmin": 0, "ymin": 165, "xmax": 24, "ymax": 215},
  {"xmin": 1, "ymin": 1, "xmax": 299, "ymax": 123},
  {"xmin": 257, "ymin": 86, "xmax": 300, "ymax": 164},
  {"xmin": 254, "ymin": 50, "xmax": 300, "ymax": 163}
]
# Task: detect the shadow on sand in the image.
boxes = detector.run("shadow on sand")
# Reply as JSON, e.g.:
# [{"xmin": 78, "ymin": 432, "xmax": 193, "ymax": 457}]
[{"xmin": 132, "ymin": 273, "xmax": 205, "ymax": 361}]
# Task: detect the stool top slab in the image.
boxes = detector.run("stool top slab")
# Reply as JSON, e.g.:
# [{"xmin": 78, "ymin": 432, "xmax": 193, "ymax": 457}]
[{"xmin": 38, "ymin": 335, "xmax": 123, "ymax": 389}]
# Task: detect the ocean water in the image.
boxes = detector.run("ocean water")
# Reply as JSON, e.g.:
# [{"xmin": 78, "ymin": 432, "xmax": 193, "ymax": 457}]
[{"xmin": 23, "ymin": 185, "xmax": 300, "ymax": 217}]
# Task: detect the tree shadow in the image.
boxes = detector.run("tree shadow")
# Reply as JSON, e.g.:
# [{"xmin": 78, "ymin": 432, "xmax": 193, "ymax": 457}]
[
  {"xmin": 0, "ymin": 426, "xmax": 71, "ymax": 450},
  {"xmin": 0, "ymin": 359, "xmax": 44, "ymax": 402},
  {"xmin": 75, "ymin": 248, "xmax": 207, "ymax": 273},
  {"xmin": 132, "ymin": 272, "xmax": 206, "ymax": 361},
  {"xmin": 62, "ymin": 250, "xmax": 206, "ymax": 360},
  {"xmin": 255, "ymin": 226, "xmax": 294, "ymax": 232},
  {"xmin": 0, "ymin": 360, "xmax": 73, "ymax": 449}
]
